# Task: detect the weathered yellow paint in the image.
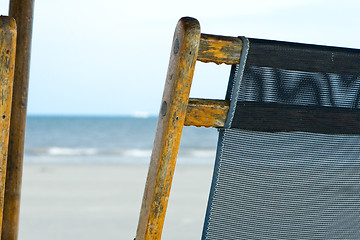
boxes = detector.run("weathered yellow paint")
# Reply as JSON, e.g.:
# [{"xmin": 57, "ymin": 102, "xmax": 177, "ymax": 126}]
[
  {"xmin": 185, "ymin": 98, "xmax": 230, "ymax": 128},
  {"xmin": 201, "ymin": 40, "xmax": 233, "ymax": 60},
  {"xmin": 197, "ymin": 33, "xmax": 242, "ymax": 65},
  {"xmin": 0, "ymin": 16, "xmax": 16, "ymax": 238},
  {"xmin": 136, "ymin": 17, "xmax": 201, "ymax": 240}
]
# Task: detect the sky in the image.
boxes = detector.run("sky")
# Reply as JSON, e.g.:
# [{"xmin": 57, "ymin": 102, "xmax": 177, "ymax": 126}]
[{"xmin": 1, "ymin": 0, "xmax": 360, "ymax": 116}]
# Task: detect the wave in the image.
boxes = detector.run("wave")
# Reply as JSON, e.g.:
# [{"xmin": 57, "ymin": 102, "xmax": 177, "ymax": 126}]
[
  {"xmin": 121, "ymin": 149, "xmax": 152, "ymax": 158},
  {"xmin": 25, "ymin": 147, "xmax": 216, "ymax": 159},
  {"xmin": 27, "ymin": 147, "xmax": 99, "ymax": 156}
]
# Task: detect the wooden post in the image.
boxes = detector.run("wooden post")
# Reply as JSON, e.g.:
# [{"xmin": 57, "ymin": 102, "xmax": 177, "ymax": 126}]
[
  {"xmin": 0, "ymin": 16, "xmax": 17, "ymax": 238},
  {"xmin": 2, "ymin": 1, "xmax": 34, "ymax": 239},
  {"xmin": 136, "ymin": 17, "xmax": 201, "ymax": 239}
]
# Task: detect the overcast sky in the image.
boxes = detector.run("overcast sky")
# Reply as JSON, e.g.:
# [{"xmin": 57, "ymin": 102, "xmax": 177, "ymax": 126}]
[{"xmin": 1, "ymin": 0, "xmax": 360, "ymax": 116}]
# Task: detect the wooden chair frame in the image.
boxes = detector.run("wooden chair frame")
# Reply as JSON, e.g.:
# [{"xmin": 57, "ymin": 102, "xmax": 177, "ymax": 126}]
[
  {"xmin": 136, "ymin": 17, "xmax": 240, "ymax": 240},
  {"xmin": 0, "ymin": 1, "xmax": 34, "ymax": 239},
  {"xmin": 136, "ymin": 16, "xmax": 360, "ymax": 240},
  {"xmin": 0, "ymin": 15, "xmax": 17, "ymax": 239}
]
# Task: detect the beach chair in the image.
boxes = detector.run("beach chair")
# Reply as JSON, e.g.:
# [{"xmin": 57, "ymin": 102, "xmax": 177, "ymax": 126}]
[{"xmin": 136, "ymin": 17, "xmax": 360, "ymax": 239}]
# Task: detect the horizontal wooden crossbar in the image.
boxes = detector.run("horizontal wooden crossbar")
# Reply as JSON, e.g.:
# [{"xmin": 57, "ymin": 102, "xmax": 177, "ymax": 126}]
[
  {"xmin": 197, "ymin": 34, "xmax": 242, "ymax": 65},
  {"xmin": 190, "ymin": 35, "xmax": 360, "ymax": 133},
  {"xmin": 184, "ymin": 98, "xmax": 230, "ymax": 127}
]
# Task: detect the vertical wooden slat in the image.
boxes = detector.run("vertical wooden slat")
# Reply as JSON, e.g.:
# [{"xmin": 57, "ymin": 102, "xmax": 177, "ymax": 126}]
[
  {"xmin": 0, "ymin": 16, "xmax": 16, "ymax": 238},
  {"xmin": 136, "ymin": 17, "xmax": 201, "ymax": 240},
  {"xmin": 2, "ymin": 1, "xmax": 34, "ymax": 239}
]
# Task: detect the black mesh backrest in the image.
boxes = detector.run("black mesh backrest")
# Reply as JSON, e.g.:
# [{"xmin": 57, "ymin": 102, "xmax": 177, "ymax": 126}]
[{"xmin": 202, "ymin": 37, "xmax": 360, "ymax": 239}]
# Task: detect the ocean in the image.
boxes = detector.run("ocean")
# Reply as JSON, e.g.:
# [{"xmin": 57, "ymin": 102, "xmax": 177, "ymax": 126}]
[{"xmin": 24, "ymin": 116, "xmax": 219, "ymax": 165}]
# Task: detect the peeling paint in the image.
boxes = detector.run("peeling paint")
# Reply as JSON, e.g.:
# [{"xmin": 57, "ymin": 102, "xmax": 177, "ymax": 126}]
[{"xmin": 197, "ymin": 33, "xmax": 242, "ymax": 65}]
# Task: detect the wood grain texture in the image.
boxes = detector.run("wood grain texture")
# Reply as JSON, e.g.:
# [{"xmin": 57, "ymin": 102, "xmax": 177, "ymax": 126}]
[
  {"xmin": 185, "ymin": 98, "xmax": 229, "ymax": 128},
  {"xmin": 135, "ymin": 17, "xmax": 201, "ymax": 240},
  {"xmin": 2, "ymin": 1, "xmax": 34, "ymax": 239},
  {"xmin": 0, "ymin": 17, "xmax": 16, "ymax": 238},
  {"xmin": 233, "ymin": 101, "xmax": 360, "ymax": 134},
  {"xmin": 197, "ymin": 33, "xmax": 242, "ymax": 65}
]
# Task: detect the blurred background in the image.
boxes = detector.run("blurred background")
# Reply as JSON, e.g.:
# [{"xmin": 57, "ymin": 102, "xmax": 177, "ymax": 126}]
[
  {"xmin": 1, "ymin": 0, "xmax": 360, "ymax": 239},
  {"xmin": 2, "ymin": 0, "xmax": 360, "ymax": 117}
]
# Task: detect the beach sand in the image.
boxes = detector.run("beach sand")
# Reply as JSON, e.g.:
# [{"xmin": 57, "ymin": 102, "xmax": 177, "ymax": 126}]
[{"xmin": 18, "ymin": 163, "xmax": 214, "ymax": 240}]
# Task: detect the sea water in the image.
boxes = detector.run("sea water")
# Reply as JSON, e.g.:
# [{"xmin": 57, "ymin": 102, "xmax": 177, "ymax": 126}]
[{"xmin": 24, "ymin": 116, "xmax": 218, "ymax": 165}]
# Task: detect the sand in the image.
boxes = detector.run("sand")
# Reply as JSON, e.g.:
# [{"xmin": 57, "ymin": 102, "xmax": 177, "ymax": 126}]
[{"xmin": 18, "ymin": 163, "xmax": 214, "ymax": 240}]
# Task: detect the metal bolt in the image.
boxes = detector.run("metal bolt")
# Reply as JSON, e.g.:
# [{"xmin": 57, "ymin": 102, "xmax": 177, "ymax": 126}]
[
  {"xmin": 173, "ymin": 38, "xmax": 179, "ymax": 54},
  {"xmin": 161, "ymin": 101, "xmax": 167, "ymax": 117}
]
